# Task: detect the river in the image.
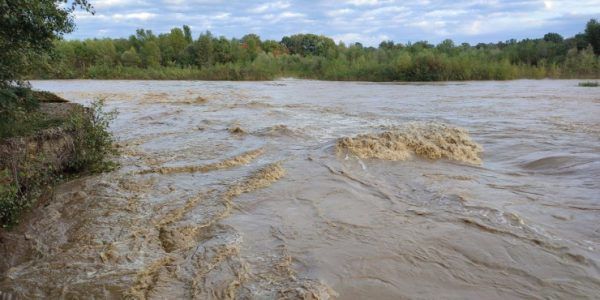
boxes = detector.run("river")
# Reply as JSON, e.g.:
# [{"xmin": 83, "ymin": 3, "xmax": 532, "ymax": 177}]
[{"xmin": 1, "ymin": 79, "xmax": 599, "ymax": 299}]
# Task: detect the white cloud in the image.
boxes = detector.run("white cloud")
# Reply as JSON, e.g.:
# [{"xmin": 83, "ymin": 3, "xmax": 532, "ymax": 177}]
[
  {"xmin": 112, "ymin": 12, "xmax": 157, "ymax": 21},
  {"xmin": 211, "ymin": 12, "xmax": 231, "ymax": 20},
  {"xmin": 362, "ymin": 5, "xmax": 408, "ymax": 18},
  {"xmin": 410, "ymin": 20, "xmax": 450, "ymax": 36},
  {"xmin": 333, "ymin": 32, "xmax": 390, "ymax": 45},
  {"xmin": 73, "ymin": 10, "xmax": 100, "ymax": 20},
  {"xmin": 279, "ymin": 11, "xmax": 304, "ymax": 19},
  {"xmin": 345, "ymin": 0, "xmax": 380, "ymax": 6},
  {"xmin": 93, "ymin": 0, "xmax": 149, "ymax": 9},
  {"xmin": 262, "ymin": 11, "xmax": 307, "ymax": 23},
  {"xmin": 464, "ymin": 20, "xmax": 482, "ymax": 35},
  {"xmin": 249, "ymin": 1, "xmax": 291, "ymax": 13},
  {"xmin": 68, "ymin": 0, "xmax": 600, "ymax": 47},
  {"xmin": 327, "ymin": 8, "xmax": 353, "ymax": 17},
  {"xmin": 162, "ymin": 0, "xmax": 221, "ymax": 4},
  {"xmin": 424, "ymin": 9, "xmax": 468, "ymax": 18}
]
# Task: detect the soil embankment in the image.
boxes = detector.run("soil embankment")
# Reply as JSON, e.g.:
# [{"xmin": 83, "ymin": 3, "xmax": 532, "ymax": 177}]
[{"xmin": 0, "ymin": 95, "xmax": 85, "ymax": 228}]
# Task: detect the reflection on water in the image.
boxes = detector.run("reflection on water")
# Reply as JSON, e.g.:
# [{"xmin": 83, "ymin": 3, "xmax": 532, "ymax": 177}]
[{"xmin": 1, "ymin": 79, "xmax": 599, "ymax": 299}]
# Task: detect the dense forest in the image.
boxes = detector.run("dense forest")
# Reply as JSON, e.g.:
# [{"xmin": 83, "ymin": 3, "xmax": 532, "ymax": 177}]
[{"xmin": 29, "ymin": 19, "xmax": 600, "ymax": 81}]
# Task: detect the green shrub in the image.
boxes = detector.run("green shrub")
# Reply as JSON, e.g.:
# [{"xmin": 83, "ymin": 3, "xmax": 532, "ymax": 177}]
[
  {"xmin": 67, "ymin": 99, "xmax": 119, "ymax": 173},
  {"xmin": 0, "ymin": 169, "xmax": 19, "ymax": 226}
]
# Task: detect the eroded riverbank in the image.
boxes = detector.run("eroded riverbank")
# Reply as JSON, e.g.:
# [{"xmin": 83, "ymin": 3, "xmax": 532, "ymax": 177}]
[{"xmin": 1, "ymin": 79, "xmax": 599, "ymax": 299}]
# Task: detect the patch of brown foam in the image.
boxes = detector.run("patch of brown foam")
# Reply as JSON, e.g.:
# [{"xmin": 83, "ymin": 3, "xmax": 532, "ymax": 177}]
[
  {"xmin": 157, "ymin": 163, "xmax": 285, "ymax": 253},
  {"xmin": 158, "ymin": 225, "xmax": 200, "ymax": 253},
  {"xmin": 256, "ymin": 124, "xmax": 305, "ymax": 138},
  {"xmin": 124, "ymin": 257, "xmax": 174, "ymax": 299},
  {"xmin": 139, "ymin": 91, "xmax": 210, "ymax": 105},
  {"xmin": 141, "ymin": 92, "xmax": 169, "ymax": 103},
  {"xmin": 228, "ymin": 126, "xmax": 246, "ymax": 135},
  {"xmin": 186, "ymin": 96, "xmax": 208, "ymax": 104},
  {"xmin": 140, "ymin": 148, "xmax": 264, "ymax": 175},
  {"xmin": 155, "ymin": 195, "xmax": 203, "ymax": 227},
  {"xmin": 188, "ymin": 228, "xmax": 248, "ymax": 299},
  {"xmin": 237, "ymin": 230, "xmax": 337, "ymax": 299},
  {"xmin": 229, "ymin": 100, "xmax": 274, "ymax": 109},
  {"xmin": 337, "ymin": 122, "xmax": 483, "ymax": 164},
  {"xmin": 224, "ymin": 162, "xmax": 286, "ymax": 199},
  {"xmin": 99, "ymin": 243, "xmax": 120, "ymax": 264},
  {"xmin": 171, "ymin": 96, "xmax": 209, "ymax": 105},
  {"xmin": 278, "ymin": 280, "xmax": 338, "ymax": 300}
]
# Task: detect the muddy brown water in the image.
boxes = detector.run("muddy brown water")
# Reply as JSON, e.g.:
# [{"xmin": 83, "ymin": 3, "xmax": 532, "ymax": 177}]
[{"xmin": 1, "ymin": 79, "xmax": 599, "ymax": 299}]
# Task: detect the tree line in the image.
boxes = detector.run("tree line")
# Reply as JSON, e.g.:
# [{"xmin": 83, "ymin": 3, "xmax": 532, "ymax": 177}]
[{"xmin": 29, "ymin": 19, "xmax": 600, "ymax": 81}]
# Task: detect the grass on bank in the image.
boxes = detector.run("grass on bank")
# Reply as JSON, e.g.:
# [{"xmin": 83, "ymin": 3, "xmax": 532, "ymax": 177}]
[
  {"xmin": 0, "ymin": 88, "xmax": 76, "ymax": 139},
  {"xmin": 0, "ymin": 88, "xmax": 118, "ymax": 227}
]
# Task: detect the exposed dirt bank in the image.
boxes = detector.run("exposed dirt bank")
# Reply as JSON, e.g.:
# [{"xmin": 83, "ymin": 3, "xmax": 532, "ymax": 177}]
[{"xmin": 0, "ymin": 98, "xmax": 85, "ymax": 227}]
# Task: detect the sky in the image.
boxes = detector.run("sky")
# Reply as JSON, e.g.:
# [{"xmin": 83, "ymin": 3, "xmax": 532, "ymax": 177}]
[{"xmin": 70, "ymin": 0, "xmax": 600, "ymax": 46}]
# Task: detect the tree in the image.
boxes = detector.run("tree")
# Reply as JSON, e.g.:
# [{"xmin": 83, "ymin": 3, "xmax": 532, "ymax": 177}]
[
  {"xmin": 0, "ymin": 0, "xmax": 93, "ymax": 86},
  {"xmin": 193, "ymin": 31, "xmax": 214, "ymax": 67},
  {"xmin": 91, "ymin": 39, "xmax": 118, "ymax": 67},
  {"xmin": 543, "ymin": 32, "xmax": 563, "ymax": 43},
  {"xmin": 140, "ymin": 41, "xmax": 161, "ymax": 68},
  {"xmin": 242, "ymin": 34, "xmax": 262, "ymax": 61},
  {"xmin": 183, "ymin": 25, "xmax": 193, "ymax": 44},
  {"xmin": 280, "ymin": 34, "xmax": 336, "ymax": 57},
  {"xmin": 262, "ymin": 40, "xmax": 287, "ymax": 57},
  {"xmin": 436, "ymin": 39, "xmax": 456, "ymax": 54},
  {"xmin": 379, "ymin": 40, "xmax": 395, "ymax": 50},
  {"xmin": 121, "ymin": 47, "xmax": 141, "ymax": 67},
  {"xmin": 158, "ymin": 27, "xmax": 187, "ymax": 65},
  {"xmin": 129, "ymin": 29, "xmax": 156, "ymax": 51},
  {"xmin": 213, "ymin": 36, "xmax": 234, "ymax": 64},
  {"xmin": 585, "ymin": 19, "xmax": 600, "ymax": 55}
]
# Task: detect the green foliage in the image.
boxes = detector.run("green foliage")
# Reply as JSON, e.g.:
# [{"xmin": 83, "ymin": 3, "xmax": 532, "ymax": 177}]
[
  {"xmin": 194, "ymin": 31, "xmax": 215, "ymax": 67},
  {"xmin": 183, "ymin": 25, "xmax": 193, "ymax": 44},
  {"xmin": 0, "ymin": 97, "xmax": 117, "ymax": 227},
  {"xmin": 585, "ymin": 19, "xmax": 600, "ymax": 55},
  {"xmin": 281, "ymin": 34, "xmax": 337, "ymax": 57},
  {"xmin": 544, "ymin": 33, "xmax": 564, "ymax": 43},
  {"xmin": 140, "ymin": 40, "xmax": 161, "ymax": 68},
  {"xmin": 0, "ymin": 86, "xmax": 38, "ymax": 113},
  {"xmin": 0, "ymin": 91, "xmax": 117, "ymax": 227},
  {"xmin": 67, "ymin": 99, "xmax": 118, "ymax": 173},
  {"xmin": 0, "ymin": 87, "xmax": 66, "ymax": 138},
  {"xmin": 0, "ymin": 169, "xmax": 20, "ymax": 227},
  {"xmin": 578, "ymin": 81, "xmax": 599, "ymax": 87},
  {"xmin": 0, "ymin": 0, "xmax": 93, "ymax": 86},
  {"xmin": 564, "ymin": 46, "xmax": 599, "ymax": 77},
  {"xmin": 23, "ymin": 20, "xmax": 600, "ymax": 81},
  {"xmin": 121, "ymin": 47, "xmax": 141, "ymax": 67}
]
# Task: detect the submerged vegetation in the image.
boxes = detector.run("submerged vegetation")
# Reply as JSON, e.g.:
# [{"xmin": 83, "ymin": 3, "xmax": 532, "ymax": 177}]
[{"xmin": 29, "ymin": 19, "xmax": 600, "ymax": 81}]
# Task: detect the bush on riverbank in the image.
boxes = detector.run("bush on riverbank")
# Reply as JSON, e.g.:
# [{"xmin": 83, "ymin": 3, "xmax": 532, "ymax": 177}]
[
  {"xmin": 0, "ymin": 90, "xmax": 117, "ymax": 227},
  {"xmin": 34, "ymin": 51, "xmax": 598, "ymax": 82}
]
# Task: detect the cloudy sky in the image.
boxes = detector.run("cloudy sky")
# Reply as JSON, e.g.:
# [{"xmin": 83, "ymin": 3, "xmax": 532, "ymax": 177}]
[{"xmin": 71, "ymin": 0, "xmax": 600, "ymax": 46}]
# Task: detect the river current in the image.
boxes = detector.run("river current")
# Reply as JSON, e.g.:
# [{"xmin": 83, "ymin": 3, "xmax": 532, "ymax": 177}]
[{"xmin": 1, "ymin": 79, "xmax": 599, "ymax": 299}]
